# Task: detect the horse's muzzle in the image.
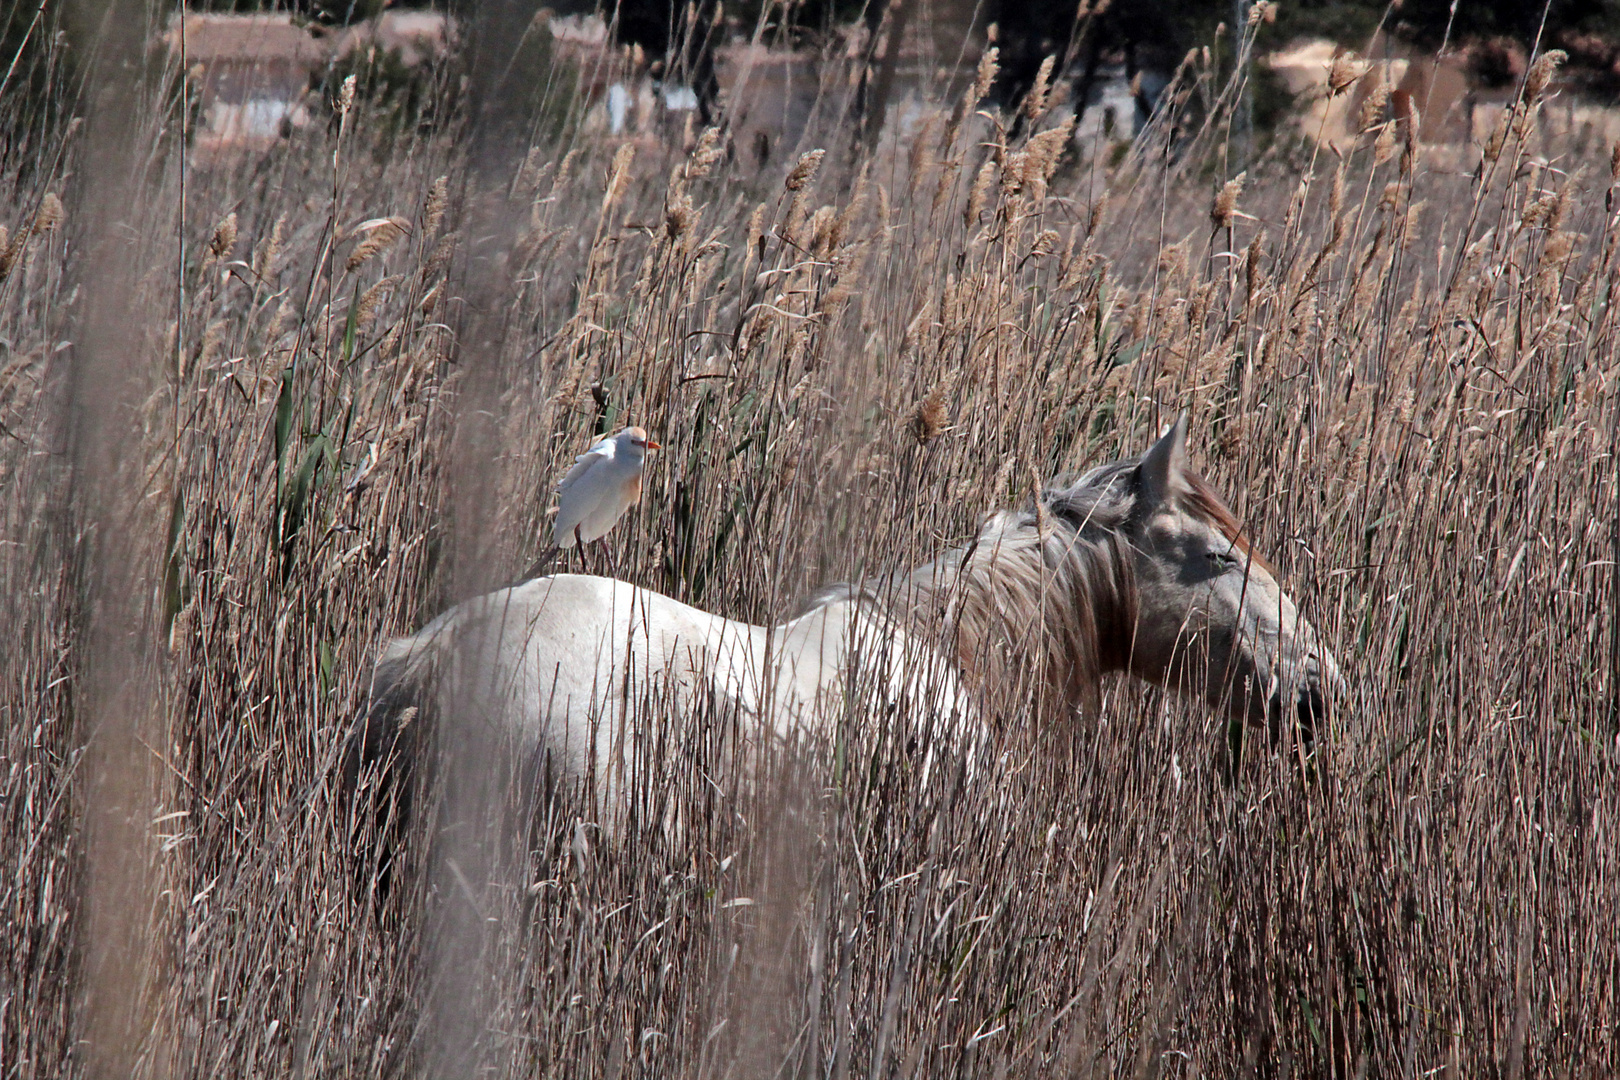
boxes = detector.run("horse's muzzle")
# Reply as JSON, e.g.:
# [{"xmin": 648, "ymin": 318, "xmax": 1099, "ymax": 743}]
[{"xmin": 1269, "ymin": 650, "xmax": 1342, "ymax": 747}]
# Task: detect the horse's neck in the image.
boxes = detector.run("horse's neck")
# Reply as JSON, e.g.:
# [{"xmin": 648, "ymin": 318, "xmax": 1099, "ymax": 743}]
[
  {"xmin": 766, "ymin": 599, "xmax": 856, "ymax": 683},
  {"xmin": 889, "ymin": 523, "xmax": 1135, "ymax": 713},
  {"xmin": 768, "ymin": 597, "xmax": 969, "ymax": 726}
]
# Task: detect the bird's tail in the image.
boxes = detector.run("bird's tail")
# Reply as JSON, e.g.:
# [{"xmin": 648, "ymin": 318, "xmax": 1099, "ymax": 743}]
[{"xmin": 512, "ymin": 544, "xmax": 564, "ymax": 586}]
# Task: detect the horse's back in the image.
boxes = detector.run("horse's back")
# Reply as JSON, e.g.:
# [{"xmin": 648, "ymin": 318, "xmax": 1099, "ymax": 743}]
[
  {"xmin": 375, "ymin": 574, "xmax": 763, "ymax": 773},
  {"xmin": 357, "ymin": 575, "xmax": 978, "ymax": 819}
]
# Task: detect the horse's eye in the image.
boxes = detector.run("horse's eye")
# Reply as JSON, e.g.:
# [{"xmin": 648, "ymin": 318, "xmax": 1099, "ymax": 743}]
[{"xmin": 1208, "ymin": 549, "xmax": 1242, "ymax": 570}]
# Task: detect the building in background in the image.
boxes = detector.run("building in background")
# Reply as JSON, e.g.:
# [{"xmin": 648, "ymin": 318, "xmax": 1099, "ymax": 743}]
[{"xmin": 165, "ymin": 11, "xmax": 451, "ymax": 157}]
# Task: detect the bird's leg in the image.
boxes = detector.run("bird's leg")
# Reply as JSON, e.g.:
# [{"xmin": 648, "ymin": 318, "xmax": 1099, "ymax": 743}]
[{"xmin": 573, "ymin": 525, "xmax": 587, "ymax": 575}]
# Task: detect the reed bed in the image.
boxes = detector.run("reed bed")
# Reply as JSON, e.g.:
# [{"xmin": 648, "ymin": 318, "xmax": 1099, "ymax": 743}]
[{"xmin": 1, "ymin": 14, "xmax": 1616, "ymax": 1078}]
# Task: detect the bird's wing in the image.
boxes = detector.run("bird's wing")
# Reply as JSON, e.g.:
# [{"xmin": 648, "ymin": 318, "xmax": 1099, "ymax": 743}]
[
  {"xmin": 580, "ymin": 470, "xmax": 640, "ymax": 539},
  {"xmin": 556, "ymin": 439, "xmax": 614, "ymax": 495},
  {"xmin": 553, "ymin": 442, "xmax": 618, "ymax": 546}
]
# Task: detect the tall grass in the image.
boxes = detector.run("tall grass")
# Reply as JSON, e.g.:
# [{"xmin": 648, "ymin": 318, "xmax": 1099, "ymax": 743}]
[{"xmin": 2, "ymin": 12, "xmax": 1616, "ymax": 1078}]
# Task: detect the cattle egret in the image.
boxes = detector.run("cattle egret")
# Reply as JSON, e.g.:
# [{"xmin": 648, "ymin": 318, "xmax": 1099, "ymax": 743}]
[{"xmin": 553, "ymin": 426, "xmax": 660, "ymax": 551}]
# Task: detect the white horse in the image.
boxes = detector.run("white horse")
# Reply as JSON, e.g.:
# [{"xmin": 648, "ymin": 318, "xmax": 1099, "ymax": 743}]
[{"xmin": 347, "ymin": 418, "xmax": 1341, "ymax": 827}]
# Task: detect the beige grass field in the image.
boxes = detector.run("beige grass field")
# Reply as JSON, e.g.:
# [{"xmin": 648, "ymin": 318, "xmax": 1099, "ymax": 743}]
[{"xmin": 2, "ymin": 11, "xmax": 1617, "ymax": 1078}]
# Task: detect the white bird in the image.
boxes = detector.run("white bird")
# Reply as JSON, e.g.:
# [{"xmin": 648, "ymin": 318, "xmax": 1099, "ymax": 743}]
[{"xmin": 552, "ymin": 426, "xmax": 660, "ymax": 549}]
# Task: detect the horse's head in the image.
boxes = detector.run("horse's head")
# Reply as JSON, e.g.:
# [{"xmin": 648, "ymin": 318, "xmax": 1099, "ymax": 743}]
[{"xmin": 1051, "ymin": 416, "xmax": 1343, "ymax": 736}]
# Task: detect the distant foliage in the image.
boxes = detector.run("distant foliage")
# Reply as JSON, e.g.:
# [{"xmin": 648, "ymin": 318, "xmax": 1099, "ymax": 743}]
[
  {"xmin": 1271, "ymin": 0, "xmax": 1620, "ymax": 89},
  {"xmin": 189, "ymin": 0, "xmax": 388, "ymax": 25},
  {"xmin": 312, "ymin": 39, "xmax": 453, "ymax": 137}
]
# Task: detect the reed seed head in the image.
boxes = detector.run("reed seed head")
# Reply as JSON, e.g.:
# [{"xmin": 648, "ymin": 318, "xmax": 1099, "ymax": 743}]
[
  {"xmin": 970, "ymin": 48, "xmax": 999, "ymax": 108},
  {"xmin": 1357, "ymin": 70, "xmax": 1389, "ymax": 132},
  {"xmin": 831, "ymin": 177, "xmax": 866, "ymax": 251},
  {"xmin": 1000, "ymin": 151, "xmax": 1027, "ymax": 196},
  {"xmin": 1523, "ymin": 50, "xmax": 1566, "ymax": 101},
  {"xmin": 355, "ymin": 275, "xmax": 396, "ymax": 329},
  {"xmin": 1087, "ymin": 193, "xmax": 1108, "ymax": 235},
  {"xmin": 1158, "ymin": 239, "xmax": 1189, "ymax": 280},
  {"xmin": 1328, "ymin": 52, "xmax": 1360, "ymax": 96},
  {"xmin": 665, "ymin": 197, "xmax": 696, "ymax": 242},
  {"xmin": 1024, "ymin": 120, "xmax": 1074, "ymax": 184},
  {"xmin": 908, "ymin": 388, "xmax": 947, "ymax": 445},
  {"xmin": 210, "ymin": 212, "xmax": 237, "ymax": 259},
  {"xmin": 1025, "ymin": 55, "xmax": 1056, "ymax": 120},
  {"xmin": 1542, "ymin": 230, "xmax": 1575, "ymax": 269},
  {"xmin": 1546, "ymin": 184, "xmax": 1569, "ymax": 233},
  {"xmin": 1521, "ymin": 191, "xmax": 1555, "ymax": 229},
  {"xmin": 966, "ymin": 159, "xmax": 996, "ymax": 228},
  {"xmin": 1483, "ymin": 107, "xmax": 1511, "ymax": 163},
  {"xmin": 424, "ymin": 233, "xmax": 454, "ymax": 277},
  {"xmin": 347, "ymin": 217, "xmax": 408, "ymax": 272},
  {"xmin": 35, "ymin": 193, "xmax": 63, "ymax": 234},
  {"xmin": 806, "ymin": 205, "xmax": 836, "ymax": 255},
  {"xmin": 1211, "ymin": 172, "xmax": 1245, "ymax": 229},
  {"xmin": 423, "ymin": 176, "xmax": 449, "ymax": 236},
  {"xmin": 785, "ymin": 149, "xmax": 825, "ymax": 191},
  {"xmin": 907, "ymin": 114, "xmax": 938, "ymax": 188},
  {"xmin": 603, "ymin": 143, "xmax": 637, "ymax": 211},
  {"xmin": 689, "ymin": 126, "xmax": 725, "ymax": 179},
  {"xmin": 1373, "ymin": 122, "xmax": 1397, "ymax": 165},
  {"xmin": 254, "ymin": 214, "xmax": 286, "ymax": 278}
]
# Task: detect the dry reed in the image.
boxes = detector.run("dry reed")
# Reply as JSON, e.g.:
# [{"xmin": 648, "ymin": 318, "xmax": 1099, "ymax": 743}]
[{"xmin": 0, "ymin": 19, "xmax": 1615, "ymax": 1080}]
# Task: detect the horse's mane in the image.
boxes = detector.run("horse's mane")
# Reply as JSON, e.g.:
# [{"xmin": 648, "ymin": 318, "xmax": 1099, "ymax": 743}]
[
  {"xmin": 805, "ymin": 449, "xmax": 1257, "ymax": 718},
  {"xmin": 937, "ymin": 459, "xmax": 1141, "ymax": 716}
]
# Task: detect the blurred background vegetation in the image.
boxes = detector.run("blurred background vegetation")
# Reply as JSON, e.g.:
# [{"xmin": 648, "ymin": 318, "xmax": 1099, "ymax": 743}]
[{"xmin": 11, "ymin": 0, "xmax": 1620, "ymax": 147}]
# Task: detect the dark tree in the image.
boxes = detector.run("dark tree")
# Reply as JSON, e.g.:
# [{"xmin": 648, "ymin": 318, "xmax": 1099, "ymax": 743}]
[
  {"xmin": 989, "ymin": 0, "xmax": 1213, "ymax": 132},
  {"xmin": 613, "ymin": 0, "xmax": 724, "ymax": 124}
]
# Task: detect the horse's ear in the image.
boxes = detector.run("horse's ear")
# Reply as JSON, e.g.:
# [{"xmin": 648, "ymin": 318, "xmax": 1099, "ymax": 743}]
[{"xmin": 1136, "ymin": 413, "xmax": 1189, "ymax": 509}]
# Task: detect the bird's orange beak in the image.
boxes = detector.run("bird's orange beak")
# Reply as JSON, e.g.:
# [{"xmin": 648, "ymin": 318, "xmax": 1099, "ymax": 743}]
[{"xmin": 643, "ymin": 439, "xmax": 661, "ymax": 450}]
